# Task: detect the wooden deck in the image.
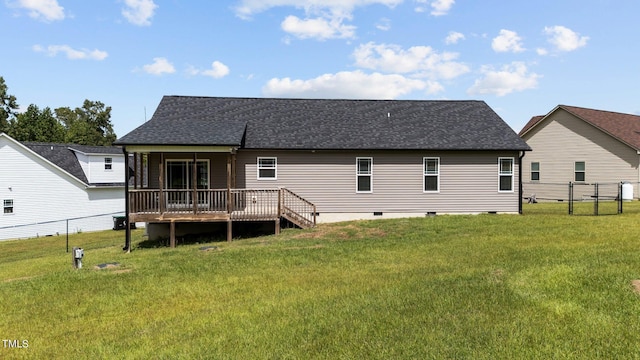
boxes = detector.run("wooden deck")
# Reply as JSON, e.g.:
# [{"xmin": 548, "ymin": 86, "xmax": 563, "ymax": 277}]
[{"xmin": 128, "ymin": 188, "xmax": 316, "ymax": 240}]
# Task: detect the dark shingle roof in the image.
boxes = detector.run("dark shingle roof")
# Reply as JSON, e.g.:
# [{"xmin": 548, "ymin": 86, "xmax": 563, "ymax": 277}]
[
  {"xmin": 23, "ymin": 142, "xmax": 123, "ymax": 186},
  {"xmin": 115, "ymin": 96, "xmax": 530, "ymax": 151},
  {"xmin": 519, "ymin": 105, "xmax": 640, "ymax": 150}
]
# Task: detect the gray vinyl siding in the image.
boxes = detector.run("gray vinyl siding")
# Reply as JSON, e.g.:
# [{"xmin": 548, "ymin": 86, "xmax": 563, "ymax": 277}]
[
  {"xmin": 237, "ymin": 150, "xmax": 521, "ymax": 214},
  {"xmin": 522, "ymin": 110, "xmax": 640, "ymax": 200}
]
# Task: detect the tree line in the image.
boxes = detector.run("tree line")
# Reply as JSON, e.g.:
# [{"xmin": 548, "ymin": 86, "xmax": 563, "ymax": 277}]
[{"xmin": 0, "ymin": 76, "xmax": 116, "ymax": 146}]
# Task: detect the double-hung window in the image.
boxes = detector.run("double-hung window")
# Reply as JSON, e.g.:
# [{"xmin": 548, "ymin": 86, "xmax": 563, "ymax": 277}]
[
  {"xmin": 356, "ymin": 157, "xmax": 373, "ymax": 193},
  {"xmin": 104, "ymin": 157, "xmax": 112, "ymax": 170},
  {"xmin": 3, "ymin": 199, "xmax": 13, "ymax": 214},
  {"xmin": 423, "ymin": 157, "xmax": 440, "ymax": 192},
  {"xmin": 531, "ymin": 162, "xmax": 540, "ymax": 181},
  {"xmin": 498, "ymin": 157, "xmax": 514, "ymax": 192},
  {"xmin": 257, "ymin": 157, "xmax": 277, "ymax": 180},
  {"xmin": 574, "ymin": 161, "xmax": 585, "ymax": 182}
]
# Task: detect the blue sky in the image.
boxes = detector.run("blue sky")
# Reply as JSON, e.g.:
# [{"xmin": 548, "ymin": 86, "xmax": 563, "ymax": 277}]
[{"xmin": 2, "ymin": 0, "xmax": 639, "ymax": 138}]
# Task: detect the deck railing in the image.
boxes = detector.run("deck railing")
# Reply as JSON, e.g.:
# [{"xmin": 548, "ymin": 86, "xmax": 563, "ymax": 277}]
[{"xmin": 129, "ymin": 188, "xmax": 313, "ymax": 226}]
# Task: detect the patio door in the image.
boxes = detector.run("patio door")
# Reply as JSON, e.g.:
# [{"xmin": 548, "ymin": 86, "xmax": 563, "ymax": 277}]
[{"xmin": 166, "ymin": 160, "xmax": 209, "ymax": 207}]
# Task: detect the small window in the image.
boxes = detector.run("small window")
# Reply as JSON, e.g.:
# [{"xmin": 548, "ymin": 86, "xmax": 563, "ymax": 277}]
[
  {"xmin": 4, "ymin": 199, "xmax": 13, "ymax": 214},
  {"xmin": 575, "ymin": 161, "xmax": 585, "ymax": 182},
  {"xmin": 499, "ymin": 157, "xmax": 514, "ymax": 192},
  {"xmin": 531, "ymin": 162, "xmax": 540, "ymax": 181},
  {"xmin": 257, "ymin": 157, "xmax": 277, "ymax": 180},
  {"xmin": 356, "ymin": 157, "xmax": 372, "ymax": 193},
  {"xmin": 104, "ymin": 157, "xmax": 112, "ymax": 170},
  {"xmin": 423, "ymin": 157, "xmax": 440, "ymax": 192}
]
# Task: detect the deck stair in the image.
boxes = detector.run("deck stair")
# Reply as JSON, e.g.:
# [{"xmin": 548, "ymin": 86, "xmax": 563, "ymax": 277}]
[{"xmin": 280, "ymin": 188, "xmax": 316, "ymax": 229}]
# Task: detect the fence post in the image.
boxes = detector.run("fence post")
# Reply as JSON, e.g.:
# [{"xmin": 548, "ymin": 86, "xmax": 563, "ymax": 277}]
[
  {"xmin": 568, "ymin": 182, "xmax": 573, "ymax": 215},
  {"xmin": 594, "ymin": 183, "xmax": 599, "ymax": 216},
  {"xmin": 618, "ymin": 182, "xmax": 623, "ymax": 214}
]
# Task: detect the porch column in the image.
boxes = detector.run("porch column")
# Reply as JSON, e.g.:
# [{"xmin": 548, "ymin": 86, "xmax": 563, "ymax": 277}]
[
  {"xmin": 226, "ymin": 153, "xmax": 232, "ymax": 242},
  {"xmin": 159, "ymin": 153, "xmax": 165, "ymax": 214},
  {"xmin": 192, "ymin": 152, "xmax": 198, "ymax": 215}
]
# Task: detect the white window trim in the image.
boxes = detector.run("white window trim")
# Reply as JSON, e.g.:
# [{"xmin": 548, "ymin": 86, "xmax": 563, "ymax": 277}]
[
  {"xmin": 356, "ymin": 157, "xmax": 373, "ymax": 193},
  {"xmin": 530, "ymin": 162, "xmax": 540, "ymax": 182},
  {"xmin": 498, "ymin": 157, "xmax": 514, "ymax": 193},
  {"xmin": 104, "ymin": 157, "xmax": 113, "ymax": 171},
  {"xmin": 423, "ymin": 157, "xmax": 440, "ymax": 193},
  {"xmin": 257, "ymin": 157, "xmax": 277, "ymax": 181},
  {"xmin": 574, "ymin": 161, "xmax": 586, "ymax": 182},
  {"xmin": 3, "ymin": 199, "xmax": 14, "ymax": 214}
]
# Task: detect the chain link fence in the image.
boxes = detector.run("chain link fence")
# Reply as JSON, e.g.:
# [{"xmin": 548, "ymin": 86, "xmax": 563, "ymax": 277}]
[{"xmin": 523, "ymin": 181, "xmax": 635, "ymax": 216}]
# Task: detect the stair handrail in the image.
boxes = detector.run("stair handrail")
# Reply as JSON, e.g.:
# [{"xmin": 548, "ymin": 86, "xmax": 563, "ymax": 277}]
[{"xmin": 279, "ymin": 188, "xmax": 316, "ymax": 227}]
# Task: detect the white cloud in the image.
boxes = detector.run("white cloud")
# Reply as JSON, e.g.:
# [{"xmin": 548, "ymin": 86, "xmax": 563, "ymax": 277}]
[
  {"xmin": 492, "ymin": 29, "xmax": 525, "ymax": 53},
  {"xmin": 353, "ymin": 42, "xmax": 469, "ymax": 80},
  {"xmin": 188, "ymin": 61, "xmax": 230, "ymax": 79},
  {"xmin": 544, "ymin": 25, "xmax": 589, "ymax": 52},
  {"xmin": 376, "ymin": 17, "xmax": 391, "ymax": 31},
  {"xmin": 234, "ymin": 0, "xmax": 401, "ymax": 40},
  {"xmin": 536, "ymin": 48, "xmax": 548, "ymax": 56},
  {"xmin": 263, "ymin": 70, "xmax": 430, "ymax": 99},
  {"xmin": 467, "ymin": 62, "xmax": 540, "ymax": 97},
  {"xmin": 234, "ymin": 0, "xmax": 402, "ymax": 19},
  {"xmin": 122, "ymin": 0, "xmax": 157, "ymax": 26},
  {"xmin": 142, "ymin": 57, "xmax": 175, "ymax": 75},
  {"xmin": 445, "ymin": 31, "xmax": 464, "ymax": 45},
  {"xmin": 32, "ymin": 44, "xmax": 108, "ymax": 60},
  {"xmin": 9, "ymin": 0, "xmax": 65, "ymax": 22},
  {"xmin": 414, "ymin": 0, "xmax": 454, "ymax": 16},
  {"xmin": 430, "ymin": 0, "xmax": 454, "ymax": 16},
  {"xmin": 281, "ymin": 15, "xmax": 355, "ymax": 40}
]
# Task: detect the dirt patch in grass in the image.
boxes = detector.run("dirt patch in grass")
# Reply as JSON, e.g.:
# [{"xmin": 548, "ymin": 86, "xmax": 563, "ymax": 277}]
[
  {"xmin": 631, "ymin": 280, "xmax": 640, "ymax": 294},
  {"xmin": 294, "ymin": 223, "xmax": 387, "ymax": 241},
  {"xmin": 3, "ymin": 276, "xmax": 37, "ymax": 283},
  {"xmin": 94, "ymin": 262, "xmax": 120, "ymax": 270},
  {"xmin": 283, "ymin": 244, "xmax": 324, "ymax": 250}
]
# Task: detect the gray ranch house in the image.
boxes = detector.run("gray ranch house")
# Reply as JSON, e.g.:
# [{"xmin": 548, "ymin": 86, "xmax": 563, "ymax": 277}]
[{"xmin": 115, "ymin": 96, "xmax": 530, "ymax": 248}]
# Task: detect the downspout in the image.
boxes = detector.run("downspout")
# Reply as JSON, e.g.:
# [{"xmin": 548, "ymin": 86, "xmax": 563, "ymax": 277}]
[
  {"xmin": 123, "ymin": 148, "xmax": 131, "ymax": 252},
  {"xmin": 518, "ymin": 151, "xmax": 525, "ymax": 214}
]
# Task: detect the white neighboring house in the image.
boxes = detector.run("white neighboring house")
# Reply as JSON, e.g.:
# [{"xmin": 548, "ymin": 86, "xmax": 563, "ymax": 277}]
[{"xmin": 0, "ymin": 132, "xmax": 128, "ymax": 240}]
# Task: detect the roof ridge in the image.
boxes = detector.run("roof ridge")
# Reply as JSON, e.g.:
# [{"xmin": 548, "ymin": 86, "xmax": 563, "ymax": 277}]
[{"xmin": 560, "ymin": 105, "xmax": 640, "ymax": 119}]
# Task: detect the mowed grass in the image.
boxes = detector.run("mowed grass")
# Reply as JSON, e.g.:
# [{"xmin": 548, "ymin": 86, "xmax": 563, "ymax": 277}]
[{"xmin": 2, "ymin": 203, "xmax": 640, "ymax": 359}]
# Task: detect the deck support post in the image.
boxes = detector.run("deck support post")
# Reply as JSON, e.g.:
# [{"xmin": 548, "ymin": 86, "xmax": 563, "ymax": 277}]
[
  {"xmin": 275, "ymin": 218, "xmax": 280, "ymax": 235},
  {"xmin": 227, "ymin": 221, "xmax": 232, "ymax": 242},
  {"xmin": 170, "ymin": 221, "xmax": 176, "ymax": 248}
]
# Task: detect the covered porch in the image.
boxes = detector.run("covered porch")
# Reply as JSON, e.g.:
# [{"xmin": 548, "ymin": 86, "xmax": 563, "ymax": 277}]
[{"xmin": 122, "ymin": 146, "xmax": 315, "ymax": 250}]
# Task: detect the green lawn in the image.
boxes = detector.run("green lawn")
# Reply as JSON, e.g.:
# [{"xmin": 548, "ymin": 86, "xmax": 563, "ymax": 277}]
[{"xmin": 2, "ymin": 203, "xmax": 640, "ymax": 359}]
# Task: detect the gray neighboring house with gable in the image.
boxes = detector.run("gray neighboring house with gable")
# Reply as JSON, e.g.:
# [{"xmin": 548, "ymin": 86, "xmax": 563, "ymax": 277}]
[
  {"xmin": 520, "ymin": 105, "xmax": 640, "ymax": 201},
  {"xmin": 114, "ymin": 96, "xmax": 530, "ymax": 248}
]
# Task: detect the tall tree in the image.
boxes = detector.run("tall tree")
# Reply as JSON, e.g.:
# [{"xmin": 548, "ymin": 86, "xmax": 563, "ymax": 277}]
[
  {"xmin": 57, "ymin": 100, "xmax": 116, "ymax": 146},
  {"xmin": 0, "ymin": 76, "xmax": 19, "ymax": 134},
  {"xmin": 10, "ymin": 104, "xmax": 65, "ymax": 142}
]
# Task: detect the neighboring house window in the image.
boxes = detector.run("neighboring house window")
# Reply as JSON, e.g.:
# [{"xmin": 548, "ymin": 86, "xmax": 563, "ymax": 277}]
[
  {"xmin": 499, "ymin": 157, "xmax": 514, "ymax": 192},
  {"xmin": 257, "ymin": 157, "xmax": 277, "ymax": 180},
  {"xmin": 575, "ymin": 161, "xmax": 585, "ymax": 182},
  {"xmin": 104, "ymin": 157, "xmax": 112, "ymax": 170},
  {"xmin": 531, "ymin": 162, "xmax": 540, "ymax": 181},
  {"xmin": 356, "ymin": 157, "xmax": 373, "ymax": 193},
  {"xmin": 423, "ymin": 157, "xmax": 440, "ymax": 192},
  {"xmin": 3, "ymin": 199, "xmax": 13, "ymax": 214}
]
